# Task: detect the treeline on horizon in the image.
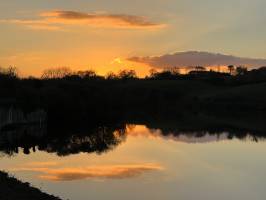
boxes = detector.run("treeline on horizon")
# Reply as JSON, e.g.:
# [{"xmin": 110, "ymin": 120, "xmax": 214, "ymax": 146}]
[
  {"xmin": 0, "ymin": 64, "xmax": 257, "ymax": 80},
  {"xmin": 1, "ymin": 64, "xmax": 266, "ymax": 122},
  {"xmin": 0, "ymin": 64, "xmax": 263, "ymax": 81}
]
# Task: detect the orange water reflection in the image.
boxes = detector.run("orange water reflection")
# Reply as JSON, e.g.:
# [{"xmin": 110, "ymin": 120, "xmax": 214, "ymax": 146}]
[
  {"xmin": 13, "ymin": 163, "xmax": 163, "ymax": 181},
  {"xmin": 1, "ymin": 125, "xmax": 266, "ymax": 200}
]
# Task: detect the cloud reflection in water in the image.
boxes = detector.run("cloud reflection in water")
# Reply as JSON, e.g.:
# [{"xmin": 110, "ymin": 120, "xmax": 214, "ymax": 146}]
[{"xmin": 13, "ymin": 163, "xmax": 164, "ymax": 181}]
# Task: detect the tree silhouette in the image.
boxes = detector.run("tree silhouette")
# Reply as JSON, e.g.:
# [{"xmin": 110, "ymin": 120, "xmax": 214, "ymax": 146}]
[
  {"xmin": 76, "ymin": 70, "xmax": 97, "ymax": 79},
  {"xmin": 106, "ymin": 71, "xmax": 118, "ymax": 80},
  {"xmin": 236, "ymin": 66, "xmax": 248, "ymax": 75},
  {"xmin": 227, "ymin": 65, "xmax": 235, "ymax": 75},
  {"xmin": 118, "ymin": 69, "xmax": 137, "ymax": 80},
  {"xmin": 195, "ymin": 66, "xmax": 206, "ymax": 72},
  {"xmin": 0, "ymin": 66, "xmax": 18, "ymax": 78}
]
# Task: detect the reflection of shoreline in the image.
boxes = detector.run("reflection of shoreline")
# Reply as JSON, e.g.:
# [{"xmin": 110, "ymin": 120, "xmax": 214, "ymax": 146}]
[
  {"xmin": 0, "ymin": 108, "xmax": 47, "ymax": 146},
  {"xmin": 1, "ymin": 112, "xmax": 266, "ymax": 157},
  {"xmin": 0, "ymin": 123, "xmax": 127, "ymax": 157},
  {"xmin": 164, "ymin": 133, "xmax": 228, "ymax": 143},
  {"xmin": 0, "ymin": 108, "xmax": 46, "ymax": 130},
  {"xmin": 127, "ymin": 125, "xmax": 264, "ymax": 144},
  {"xmin": 0, "ymin": 108, "xmax": 47, "ymax": 155}
]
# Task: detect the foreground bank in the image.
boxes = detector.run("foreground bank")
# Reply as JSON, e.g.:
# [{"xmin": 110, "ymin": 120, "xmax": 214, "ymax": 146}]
[{"xmin": 0, "ymin": 171, "xmax": 62, "ymax": 200}]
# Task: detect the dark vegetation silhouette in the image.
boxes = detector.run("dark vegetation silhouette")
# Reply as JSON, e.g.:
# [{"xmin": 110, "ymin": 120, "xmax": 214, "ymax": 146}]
[
  {"xmin": 0, "ymin": 65, "xmax": 266, "ymax": 157},
  {"xmin": 1, "ymin": 65, "xmax": 266, "ymax": 115}
]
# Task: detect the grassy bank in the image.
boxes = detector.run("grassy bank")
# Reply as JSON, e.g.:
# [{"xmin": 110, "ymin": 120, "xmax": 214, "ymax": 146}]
[{"xmin": 0, "ymin": 171, "xmax": 62, "ymax": 200}]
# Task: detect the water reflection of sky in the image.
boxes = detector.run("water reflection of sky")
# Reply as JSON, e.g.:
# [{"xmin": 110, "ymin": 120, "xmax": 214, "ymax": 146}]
[{"xmin": 1, "ymin": 125, "xmax": 266, "ymax": 200}]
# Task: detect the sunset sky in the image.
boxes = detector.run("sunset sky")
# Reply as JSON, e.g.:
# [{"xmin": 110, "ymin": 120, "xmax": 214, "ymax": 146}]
[{"xmin": 1, "ymin": 0, "xmax": 266, "ymax": 77}]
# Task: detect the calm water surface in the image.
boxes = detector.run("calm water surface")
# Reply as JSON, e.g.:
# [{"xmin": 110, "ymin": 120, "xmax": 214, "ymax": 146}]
[{"xmin": 1, "ymin": 125, "xmax": 266, "ymax": 200}]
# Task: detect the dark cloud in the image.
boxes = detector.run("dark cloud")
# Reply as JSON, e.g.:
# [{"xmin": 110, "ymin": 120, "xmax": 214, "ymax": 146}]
[
  {"xmin": 0, "ymin": 10, "xmax": 165, "ymax": 30},
  {"xmin": 128, "ymin": 51, "xmax": 266, "ymax": 68},
  {"xmin": 44, "ymin": 10, "xmax": 160, "ymax": 27}
]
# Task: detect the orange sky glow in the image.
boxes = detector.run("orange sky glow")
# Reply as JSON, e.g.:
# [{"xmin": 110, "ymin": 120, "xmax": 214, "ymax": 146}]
[{"xmin": 2, "ymin": 1, "xmax": 266, "ymax": 77}]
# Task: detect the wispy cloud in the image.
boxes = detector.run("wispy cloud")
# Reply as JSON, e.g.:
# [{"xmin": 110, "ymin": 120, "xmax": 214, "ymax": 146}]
[
  {"xmin": 13, "ymin": 163, "xmax": 164, "ymax": 181},
  {"xmin": 0, "ymin": 10, "xmax": 165, "ymax": 31}
]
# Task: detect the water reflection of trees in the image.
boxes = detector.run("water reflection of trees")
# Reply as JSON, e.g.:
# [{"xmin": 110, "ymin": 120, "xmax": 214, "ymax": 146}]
[
  {"xmin": 150, "ymin": 129, "xmax": 265, "ymax": 143},
  {"xmin": 144, "ymin": 115, "xmax": 266, "ymax": 143},
  {"xmin": 0, "ymin": 122, "xmax": 127, "ymax": 157},
  {"xmin": 0, "ymin": 112, "xmax": 266, "ymax": 156},
  {"xmin": 38, "ymin": 126, "xmax": 127, "ymax": 156}
]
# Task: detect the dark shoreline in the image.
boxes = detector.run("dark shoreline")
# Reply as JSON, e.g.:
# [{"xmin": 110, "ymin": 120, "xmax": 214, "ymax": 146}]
[
  {"xmin": 2, "ymin": 66, "xmax": 266, "ymax": 115},
  {"xmin": 0, "ymin": 171, "xmax": 62, "ymax": 200}
]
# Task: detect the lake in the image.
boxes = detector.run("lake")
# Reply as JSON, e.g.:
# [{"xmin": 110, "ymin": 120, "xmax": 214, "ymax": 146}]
[{"xmin": 1, "ymin": 123, "xmax": 266, "ymax": 200}]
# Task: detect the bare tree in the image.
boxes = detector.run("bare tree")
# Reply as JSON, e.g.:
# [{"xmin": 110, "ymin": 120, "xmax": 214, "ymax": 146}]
[
  {"xmin": 118, "ymin": 69, "xmax": 137, "ymax": 79},
  {"xmin": 0, "ymin": 66, "xmax": 18, "ymax": 78},
  {"xmin": 76, "ymin": 70, "xmax": 97, "ymax": 79},
  {"xmin": 106, "ymin": 71, "xmax": 118, "ymax": 80},
  {"xmin": 42, "ymin": 67, "xmax": 72, "ymax": 79}
]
